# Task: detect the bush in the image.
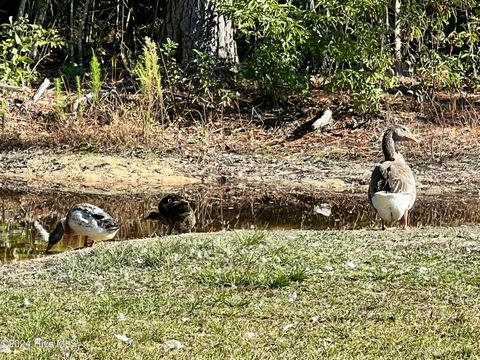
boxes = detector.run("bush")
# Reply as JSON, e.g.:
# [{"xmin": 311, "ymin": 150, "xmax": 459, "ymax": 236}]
[
  {"xmin": 220, "ymin": 0, "xmax": 311, "ymax": 101},
  {"xmin": 0, "ymin": 16, "xmax": 64, "ymax": 86}
]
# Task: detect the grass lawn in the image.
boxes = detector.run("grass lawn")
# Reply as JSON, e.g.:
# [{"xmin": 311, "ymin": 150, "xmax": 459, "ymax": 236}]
[{"xmin": 1, "ymin": 227, "xmax": 480, "ymax": 359}]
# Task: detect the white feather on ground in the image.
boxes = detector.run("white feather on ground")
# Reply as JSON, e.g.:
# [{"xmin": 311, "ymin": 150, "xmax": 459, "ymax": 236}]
[{"xmin": 312, "ymin": 109, "xmax": 332, "ymax": 130}]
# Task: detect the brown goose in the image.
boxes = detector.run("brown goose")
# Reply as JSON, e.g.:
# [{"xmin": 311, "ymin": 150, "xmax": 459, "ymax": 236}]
[{"xmin": 368, "ymin": 125, "xmax": 419, "ymax": 229}]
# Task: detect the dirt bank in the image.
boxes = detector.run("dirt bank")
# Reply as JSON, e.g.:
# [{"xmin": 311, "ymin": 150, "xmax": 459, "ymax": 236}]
[{"xmin": 0, "ymin": 132, "xmax": 478, "ymax": 197}]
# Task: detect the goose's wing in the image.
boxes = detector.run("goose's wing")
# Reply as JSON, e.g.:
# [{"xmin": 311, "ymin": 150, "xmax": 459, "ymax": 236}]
[
  {"xmin": 368, "ymin": 158, "xmax": 416, "ymax": 197},
  {"xmin": 386, "ymin": 162, "xmax": 416, "ymax": 194},
  {"xmin": 368, "ymin": 162, "xmax": 391, "ymax": 204}
]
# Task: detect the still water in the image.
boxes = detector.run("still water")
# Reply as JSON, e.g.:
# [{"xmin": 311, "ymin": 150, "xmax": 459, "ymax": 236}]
[{"xmin": 1, "ymin": 185, "xmax": 479, "ymax": 263}]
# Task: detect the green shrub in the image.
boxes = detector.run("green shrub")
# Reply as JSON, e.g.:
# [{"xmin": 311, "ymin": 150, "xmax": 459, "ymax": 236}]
[
  {"xmin": 220, "ymin": 0, "xmax": 311, "ymax": 101},
  {"xmin": 89, "ymin": 52, "xmax": 102, "ymax": 102},
  {"xmin": 134, "ymin": 37, "xmax": 165, "ymax": 128},
  {"xmin": 54, "ymin": 77, "xmax": 65, "ymax": 116},
  {"xmin": 0, "ymin": 16, "xmax": 64, "ymax": 86}
]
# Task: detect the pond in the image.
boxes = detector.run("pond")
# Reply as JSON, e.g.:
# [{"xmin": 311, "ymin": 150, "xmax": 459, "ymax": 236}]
[{"xmin": 0, "ymin": 185, "xmax": 479, "ymax": 263}]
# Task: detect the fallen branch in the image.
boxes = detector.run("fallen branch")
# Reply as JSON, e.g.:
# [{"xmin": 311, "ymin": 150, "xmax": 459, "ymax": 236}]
[
  {"xmin": 22, "ymin": 78, "xmax": 52, "ymax": 110},
  {"xmin": 0, "ymin": 83, "xmax": 26, "ymax": 92},
  {"xmin": 33, "ymin": 78, "xmax": 52, "ymax": 103}
]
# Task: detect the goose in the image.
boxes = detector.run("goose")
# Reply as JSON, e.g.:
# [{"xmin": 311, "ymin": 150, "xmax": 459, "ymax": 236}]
[
  {"xmin": 34, "ymin": 203, "xmax": 120, "ymax": 252},
  {"xmin": 368, "ymin": 125, "xmax": 419, "ymax": 229},
  {"xmin": 145, "ymin": 194, "xmax": 196, "ymax": 235}
]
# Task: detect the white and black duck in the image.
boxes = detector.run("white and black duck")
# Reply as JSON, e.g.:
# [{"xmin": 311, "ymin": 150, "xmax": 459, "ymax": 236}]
[{"xmin": 35, "ymin": 203, "xmax": 120, "ymax": 252}]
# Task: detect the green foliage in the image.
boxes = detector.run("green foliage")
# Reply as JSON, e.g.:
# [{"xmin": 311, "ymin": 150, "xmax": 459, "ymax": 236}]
[
  {"xmin": 0, "ymin": 16, "xmax": 64, "ymax": 86},
  {"xmin": 416, "ymin": 50, "xmax": 464, "ymax": 91},
  {"xmin": 0, "ymin": 98, "xmax": 7, "ymax": 126},
  {"xmin": 53, "ymin": 77, "xmax": 65, "ymax": 116},
  {"xmin": 222, "ymin": 0, "xmax": 480, "ymax": 111},
  {"xmin": 60, "ymin": 64, "xmax": 85, "ymax": 86},
  {"xmin": 89, "ymin": 52, "xmax": 102, "ymax": 102},
  {"xmin": 191, "ymin": 49, "xmax": 237, "ymax": 109},
  {"xmin": 2, "ymin": 1, "xmax": 479, "ymax": 114},
  {"xmin": 308, "ymin": 0, "xmax": 394, "ymax": 111},
  {"xmin": 220, "ymin": 0, "xmax": 310, "ymax": 100},
  {"xmin": 221, "ymin": 0, "xmax": 394, "ymax": 109},
  {"xmin": 159, "ymin": 39, "xmax": 185, "ymax": 91},
  {"xmin": 407, "ymin": 7, "xmax": 480, "ymax": 91},
  {"xmin": 134, "ymin": 37, "xmax": 165, "ymax": 127},
  {"xmin": 327, "ymin": 70, "xmax": 383, "ymax": 113}
]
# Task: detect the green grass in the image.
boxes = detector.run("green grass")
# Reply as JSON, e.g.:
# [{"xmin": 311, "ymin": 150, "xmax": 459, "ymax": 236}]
[{"xmin": 1, "ymin": 228, "xmax": 480, "ymax": 359}]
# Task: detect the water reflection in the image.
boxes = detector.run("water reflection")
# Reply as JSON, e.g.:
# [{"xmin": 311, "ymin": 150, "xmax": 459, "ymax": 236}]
[{"xmin": 0, "ymin": 186, "xmax": 479, "ymax": 263}]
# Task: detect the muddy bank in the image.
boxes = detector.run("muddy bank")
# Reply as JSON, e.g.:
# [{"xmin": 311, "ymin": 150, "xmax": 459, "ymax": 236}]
[{"xmin": 0, "ymin": 147, "xmax": 478, "ymax": 197}]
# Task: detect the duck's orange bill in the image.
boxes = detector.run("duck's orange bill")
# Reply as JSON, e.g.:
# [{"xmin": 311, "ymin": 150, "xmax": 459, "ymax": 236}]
[{"xmin": 405, "ymin": 131, "xmax": 419, "ymax": 143}]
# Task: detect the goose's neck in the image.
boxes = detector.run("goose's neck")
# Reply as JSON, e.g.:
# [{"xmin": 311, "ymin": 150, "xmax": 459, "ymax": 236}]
[{"xmin": 382, "ymin": 129, "xmax": 397, "ymax": 161}]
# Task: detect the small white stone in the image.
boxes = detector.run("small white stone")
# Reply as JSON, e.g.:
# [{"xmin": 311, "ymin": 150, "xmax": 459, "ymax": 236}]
[
  {"xmin": 0, "ymin": 344, "xmax": 11, "ymax": 354},
  {"xmin": 114, "ymin": 334, "xmax": 132, "ymax": 345},
  {"xmin": 418, "ymin": 266, "xmax": 428, "ymax": 274},
  {"xmin": 165, "ymin": 339, "xmax": 184, "ymax": 350},
  {"xmin": 346, "ymin": 261, "xmax": 356, "ymax": 269},
  {"xmin": 313, "ymin": 203, "xmax": 332, "ymax": 217}
]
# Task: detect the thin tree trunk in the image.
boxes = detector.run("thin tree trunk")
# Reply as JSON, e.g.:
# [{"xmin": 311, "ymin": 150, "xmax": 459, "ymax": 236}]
[
  {"xmin": 70, "ymin": 0, "xmax": 75, "ymax": 61},
  {"xmin": 394, "ymin": 0, "xmax": 402, "ymax": 75},
  {"xmin": 88, "ymin": 0, "xmax": 96, "ymax": 44},
  {"xmin": 34, "ymin": 0, "xmax": 50, "ymax": 26},
  {"xmin": 151, "ymin": 0, "xmax": 161, "ymax": 37},
  {"xmin": 17, "ymin": 0, "xmax": 28, "ymax": 19},
  {"xmin": 32, "ymin": 0, "xmax": 51, "ymax": 59},
  {"xmin": 78, "ymin": 0, "xmax": 92, "ymax": 67}
]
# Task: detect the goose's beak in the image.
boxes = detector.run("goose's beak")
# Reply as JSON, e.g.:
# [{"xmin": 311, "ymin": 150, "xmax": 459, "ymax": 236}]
[{"xmin": 405, "ymin": 131, "xmax": 419, "ymax": 143}]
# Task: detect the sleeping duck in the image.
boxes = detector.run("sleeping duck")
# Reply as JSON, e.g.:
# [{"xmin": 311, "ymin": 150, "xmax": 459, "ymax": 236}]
[
  {"xmin": 34, "ymin": 203, "xmax": 120, "ymax": 252},
  {"xmin": 145, "ymin": 194, "xmax": 196, "ymax": 235},
  {"xmin": 368, "ymin": 125, "xmax": 419, "ymax": 230}
]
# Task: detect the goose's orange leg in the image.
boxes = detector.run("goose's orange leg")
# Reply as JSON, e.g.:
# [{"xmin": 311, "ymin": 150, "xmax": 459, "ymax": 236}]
[
  {"xmin": 84, "ymin": 236, "xmax": 95, "ymax": 247},
  {"xmin": 403, "ymin": 210, "xmax": 409, "ymax": 229},
  {"xmin": 381, "ymin": 219, "xmax": 386, "ymax": 230}
]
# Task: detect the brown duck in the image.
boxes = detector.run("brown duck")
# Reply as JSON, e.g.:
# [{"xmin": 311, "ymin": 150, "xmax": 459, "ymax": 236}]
[
  {"xmin": 145, "ymin": 194, "xmax": 196, "ymax": 234},
  {"xmin": 368, "ymin": 125, "xmax": 419, "ymax": 230}
]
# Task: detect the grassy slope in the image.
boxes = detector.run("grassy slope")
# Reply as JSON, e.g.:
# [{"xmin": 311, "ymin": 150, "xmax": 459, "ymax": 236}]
[{"xmin": 1, "ymin": 228, "xmax": 480, "ymax": 359}]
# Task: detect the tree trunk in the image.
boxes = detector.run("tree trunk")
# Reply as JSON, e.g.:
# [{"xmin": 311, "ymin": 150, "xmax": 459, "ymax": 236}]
[
  {"xmin": 34, "ymin": 0, "xmax": 50, "ymax": 26},
  {"xmin": 162, "ymin": 0, "xmax": 238, "ymax": 70},
  {"xmin": 70, "ymin": 0, "xmax": 75, "ymax": 61},
  {"xmin": 394, "ymin": 0, "xmax": 402, "ymax": 75},
  {"xmin": 17, "ymin": 0, "xmax": 28, "ymax": 19},
  {"xmin": 77, "ymin": 0, "xmax": 92, "ymax": 67}
]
